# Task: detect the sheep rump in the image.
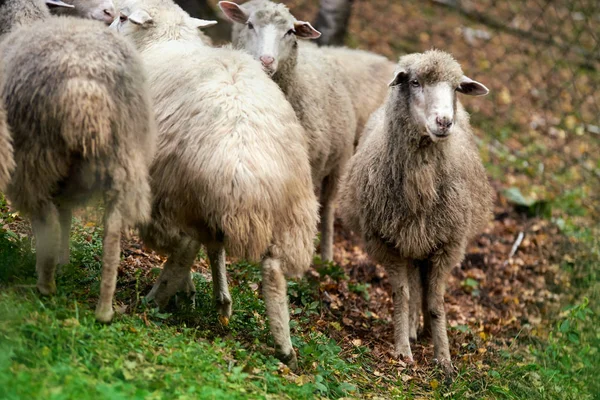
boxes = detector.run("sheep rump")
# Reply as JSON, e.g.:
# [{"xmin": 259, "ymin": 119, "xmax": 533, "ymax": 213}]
[
  {"xmin": 138, "ymin": 42, "xmax": 317, "ymax": 278},
  {"xmin": 0, "ymin": 9, "xmax": 156, "ymax": 323}
]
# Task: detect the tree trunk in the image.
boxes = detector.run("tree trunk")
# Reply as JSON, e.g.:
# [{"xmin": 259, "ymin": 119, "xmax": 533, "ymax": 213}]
[
  {"xmin": 173, "ymin": 0, "xmax": 232, "ymax": 44},
  {"xmin": 313, "ymin": 0, "xmax": 354, "ymax": 46}
]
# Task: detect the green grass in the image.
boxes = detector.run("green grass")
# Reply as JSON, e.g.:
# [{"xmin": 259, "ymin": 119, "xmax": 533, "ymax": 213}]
[{"xmin": 0, "ymin": 141, "xmax": 598, "ymax": 399}]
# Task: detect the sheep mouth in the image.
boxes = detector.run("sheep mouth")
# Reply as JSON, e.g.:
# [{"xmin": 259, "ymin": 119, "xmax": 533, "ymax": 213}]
[{"xmin": 262, "ymin": 66, "xmax": 276, "ymax": 77}]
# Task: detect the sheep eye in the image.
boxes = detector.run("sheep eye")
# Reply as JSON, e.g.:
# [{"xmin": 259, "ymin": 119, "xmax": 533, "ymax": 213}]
[
  {"xmin": 247, "ymin": 22, "xmax": 254, "ymax": 30},
  {"xmin": 286, "ymin": 29, "xmax": 295, "ymax": 36},
  {"xmin": 119, "ymin": 14, "xmax": 128, "ymax": 22},
  {"xmin": 410, "ymin": 79, "xmax": 420, "ymax": 87}
]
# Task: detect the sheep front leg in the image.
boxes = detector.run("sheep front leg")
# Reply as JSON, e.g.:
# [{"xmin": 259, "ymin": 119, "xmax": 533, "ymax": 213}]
[
  {"xmin": 408, "ymin": 263, "xmax": 421, "ymax": 342},
  {"xmin": 207, "ymin": 243, "xmax": 232, "ymax": 325},
  {"xmin": 428, "ymin": 246, "xmax": 462, "ymax": 376},
  {"xmin": 146, "ymin": 237, "xmax": 199, "ymax": 310},
  {"xmin": 31, "ymin": 203, "xmax": 60, "ymax": 296},
  {"xmin": 57, "ymin": 205, "xmax": 72, "ymax": 266},
  {"xmin": 95, "ymin": 205, "xmax": 122, "ymax": 323},
  {"xmin": 419, "ymin": 260, "xmax": 432, "ymax": 338},
  {"xmin": 388, "ymin": 260, "xmax": 413, "ymax": 362},
  {"xmin": 319, "ymin": 172, "xmax": 339, "ymax": 262},
  {"xmin": 261, "ymin": 257, "xmax": 297, "ymax": 370}
]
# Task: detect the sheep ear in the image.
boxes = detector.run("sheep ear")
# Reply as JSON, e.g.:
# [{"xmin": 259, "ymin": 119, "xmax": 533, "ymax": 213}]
[
  {"xmin": 293, "ymin": 21, "xmax": 321, "ymax": 39},
  {"xmin": 129, "ymin": 10, "xmax": 152, "ymax": 26},
  {"xmin": 388, "ymin": 70, "xmax": 407, "ymax": 87},
  {"xmin": 457, "ymin": 75, "xmax": 489, "ymax": 96},
  {"xmin": 218, "ymin": 1, "xmax": 249, "ymax": 24},
  {"xmin": 190, "ymin": 18, "xmax": 218, "ymax": 29},
  {"xmin": 45, "ymin": 0, "xmax": 75, "ymax": 9}
]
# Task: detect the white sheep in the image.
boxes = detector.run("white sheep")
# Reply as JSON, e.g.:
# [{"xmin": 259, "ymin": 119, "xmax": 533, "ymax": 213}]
[
  {"xmin": 0, "ymin": 0, "xmax": 157, "ymax": 323},
  {"xmin": 48, "ymin": 0, "xmax": 117, "ymax": 24},
  {"xmin": 111, "ymin": 0, "xmax": 318, "ymax": 369},
  {"xmin": 220, "ymin": 0, "xmax": 357, "ymax": 262},
  {"xmin": 340, "ymin": 50, "xmax": 493, "ymax": 376}
]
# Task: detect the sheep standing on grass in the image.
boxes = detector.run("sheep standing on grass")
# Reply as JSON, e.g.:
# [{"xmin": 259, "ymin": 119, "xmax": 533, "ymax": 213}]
[
  {"xmin": 0, "ymin": 102, "xmax": 15, "ymax": 190},
  {"xmin": 0, "ymin": 0, "xmax": 156, "ymax": 323},
  {"xmin": 340, "ymin": 50, "xmax": 493, "ymax": 375},
  {"xmin": 220, "ymin": 0, "xmax": 356, "ymax": 262},
  {"xmin": 111, "ymin": 0, "xmax": 318, "ymax": 369}
]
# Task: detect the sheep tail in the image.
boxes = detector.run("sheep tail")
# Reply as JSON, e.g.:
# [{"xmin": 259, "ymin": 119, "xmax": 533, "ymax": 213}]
[{"xmin": 58, "ymin": 79, "xmax": 114, "ymax": 158}]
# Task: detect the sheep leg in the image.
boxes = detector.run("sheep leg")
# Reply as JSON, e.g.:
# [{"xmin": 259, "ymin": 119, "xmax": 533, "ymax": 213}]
[
  {"xmin": 261, "ymin": 256, "xmax": 297, "ymax": 370},
  {"xmin": 207, "ymin": 243, "xmax": 232, "ymax": 324},
  {"xmin": 31, "ymin": 203, "xmax": 60, "ymax": 296},
  {"xmin": 408, "ymin": 262, "xmax": 421, "ymax": 342},
  {"xmin": 95, "ymin": 205, "xmax": 122, "ymax": 323},
  {"xmin": 146, "ymin": 237, "xmax": 199, "ymax": 310},
  {"xmin": 420, "ymin": 260, "xmax": 432, "ymax": 338},
  {"xmin": 57, "ymin": 205, "xmax": 72, "ymax": 266},
  {"xmin": 428, "ymin": 248, "xmax": 461, "ymax": 376},
  {"xmin": 388, "ymin": 260, "xmax": 413, "ymax": 363},
  {"xmin": 319, "ymin": 172, "xmax": 339, "ymax": 262}
]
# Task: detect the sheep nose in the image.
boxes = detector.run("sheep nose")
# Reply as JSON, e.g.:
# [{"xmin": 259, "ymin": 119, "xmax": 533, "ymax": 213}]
[
  {"xmin": 103, "ymin": 7, "xmax": 116, "ymax": 23},
  {"xmin": 260, "ymin": 56, "xmax": 275, "ymax": 67},
  {"xmin": 436, "ymin": 116, "xmax": 453, "ymax": 130}
]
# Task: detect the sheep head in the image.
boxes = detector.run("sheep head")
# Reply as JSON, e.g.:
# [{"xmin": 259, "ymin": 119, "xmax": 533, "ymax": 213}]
[{"xmin": 389, "ymin": 50, "xmax": 488, "ymax": 142}]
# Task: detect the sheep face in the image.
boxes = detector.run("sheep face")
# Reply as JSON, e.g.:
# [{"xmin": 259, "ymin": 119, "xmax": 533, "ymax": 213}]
[
  {"xmin": 220, "ymin": 1, "xmax": 320, "ymax": 75},
  {"xmin": 389, "ymin": 50, "xmax": 488, "ymax": 142},
  {"xmin": 110, "ymin": 0, "xmax": 216, "ymax": 47},
  {"xmin": 48, "ymin": 0, "xmax": 117, "ymax": 24}
]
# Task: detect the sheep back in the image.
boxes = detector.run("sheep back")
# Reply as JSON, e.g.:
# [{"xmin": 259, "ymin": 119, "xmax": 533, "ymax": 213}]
[
  {"xmin": 319, "ymin": 46, "xmax": 396, "ymax": 145},
  {"xmin": 279, "ymin": 44, "xmax": 356, "ymax": 186},
  {"xmin": 1, "ymin": 18, "xmax": 156, "ymax": 226}
]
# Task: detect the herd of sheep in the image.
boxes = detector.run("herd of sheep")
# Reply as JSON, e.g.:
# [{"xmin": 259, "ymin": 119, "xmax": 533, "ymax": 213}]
[{"xmin": 0, "ymin": 0, "xmax": 493, "ymax": 376}]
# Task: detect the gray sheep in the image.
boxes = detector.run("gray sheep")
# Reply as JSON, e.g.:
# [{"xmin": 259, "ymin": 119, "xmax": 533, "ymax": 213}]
[
  {"xmin": 340, "ymin": 50, "xmax": 493, "ymax": 375},
  {"xmin": 111, "ymin": 0, "xmax": 318, "ymax": 369},
  {"xmin": 0, "ymin": 0, "xmax": 156, "ymax": 323},
  {"xmin": 221, "ymin": 0, "xmax": 356, "ymax": 262}
]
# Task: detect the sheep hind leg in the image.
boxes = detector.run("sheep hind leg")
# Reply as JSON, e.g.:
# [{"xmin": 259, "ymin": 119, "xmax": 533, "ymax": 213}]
[
  {"xmin": 95, "ymin": 203, "xmax": 122, "ymax": 323},
  {"xmin": 261, "ymin": 256, "xmax": 297, "ymax": 370},
  {"xmin": 31, "ymin": 202, "xmax": 60, "ymax": 296},
  {"xmin": 146, "ymin": 237, "xmax": 199, "ymax": 310},
  {"xmin": 207, "ymin": 242, "xmax": 232, "ymax": 325},
  {"xmin": 57, "ymin": 205, "xmax": 72, "ymax": 268},
  {"xmin": 319, "ymin": 171, "xmax": 339, "ymax": 262},
  {"xmin": 388, "ymin": 260, "xmax": 413, "ymax": 363}
]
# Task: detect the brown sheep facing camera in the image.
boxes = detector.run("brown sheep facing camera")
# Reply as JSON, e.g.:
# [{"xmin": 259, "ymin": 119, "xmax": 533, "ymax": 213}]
[{"xmin": 340, "ymin": 50, "xmax": 494, "ymax": 376}]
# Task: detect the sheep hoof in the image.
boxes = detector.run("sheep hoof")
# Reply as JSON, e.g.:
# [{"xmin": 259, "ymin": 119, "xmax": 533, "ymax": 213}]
[
  {"xmin": 435, "ymin": 358, "xmax": 456, "ymax": 379},
  {"xmin": 394, "ymin": 347, "xmax": 414, "ymax": 364},
  {"xmin": 95, "ymin": 304, "xmax": 114, "ymax": 324},
  {"xmin": 215, "ymin": 293, "xmax": 232, "ymax": 320},
  {"xmin": 276, "ymin": 350, "xmax": 298, "ymax": 371},
  {"xmin": 36, "ymin": 281, "xmax": 56, "ymax": 296}
]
